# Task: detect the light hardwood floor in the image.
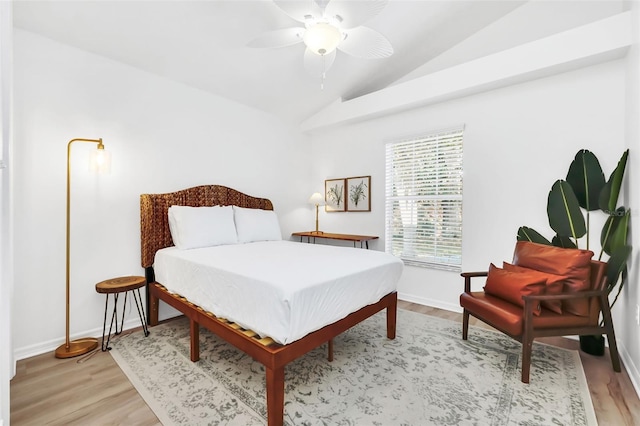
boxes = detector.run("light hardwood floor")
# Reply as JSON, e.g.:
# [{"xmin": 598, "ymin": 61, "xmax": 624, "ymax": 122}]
[{"xmin": 11, "ymin": 302, "xmax": 640, "ymax": 425}]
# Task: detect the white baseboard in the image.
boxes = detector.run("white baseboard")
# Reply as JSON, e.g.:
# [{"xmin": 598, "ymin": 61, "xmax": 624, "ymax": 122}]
[
  {"xmin": 14, "ymin": 317, "xmax": 143, "ymax": 361},
  {"xmin": 398, "ymin": 292, "xmax": 463, "ymax": 313}
]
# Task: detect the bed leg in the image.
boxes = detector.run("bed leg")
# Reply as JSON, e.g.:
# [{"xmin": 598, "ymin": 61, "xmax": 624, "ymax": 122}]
[
  {"xmin": 327, "ymin": 339, "xmax": 334, "ymax": 362},
  {"xmin": 387, "ymin": 294, "xmax": 397, "ymax": 340},
  {"xmin": 266, "ymin": 366, "xmax": 285, "ymax": 426},
  {"xmin": 190, "ymin": 319, "xmax": 200, "ymax": 362},
  {"xmin": 149, "ymin": 287, "xmax": 159, "ymax": 327}
]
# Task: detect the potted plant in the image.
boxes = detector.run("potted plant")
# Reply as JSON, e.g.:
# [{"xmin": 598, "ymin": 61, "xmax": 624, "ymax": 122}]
[{"xmin": 517, "ymin": 149, "xmax": 631, "ymax": 355}]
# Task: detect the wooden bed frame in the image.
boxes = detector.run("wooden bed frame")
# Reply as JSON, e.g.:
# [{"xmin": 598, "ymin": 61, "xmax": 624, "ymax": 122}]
[{"xmin": 140, "ymin": 185, "xmax": 398, "ymax": 426}]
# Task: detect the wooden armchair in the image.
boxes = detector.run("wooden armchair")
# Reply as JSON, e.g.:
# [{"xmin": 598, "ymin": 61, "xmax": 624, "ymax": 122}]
[{"xmin": 460, "ymin": 241, "xmax": 621, "ymax": 383}]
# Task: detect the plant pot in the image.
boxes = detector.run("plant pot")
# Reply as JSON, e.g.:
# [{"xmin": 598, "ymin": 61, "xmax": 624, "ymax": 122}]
[{"xmin": 579, "ymin": 335, "xmax": 605, "ymax": 356}]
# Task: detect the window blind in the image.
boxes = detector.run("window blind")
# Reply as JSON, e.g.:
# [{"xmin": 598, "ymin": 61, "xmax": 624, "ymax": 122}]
[{"xmin": 385, "ymin": 128, "xmax": 464, "ymax": 271}]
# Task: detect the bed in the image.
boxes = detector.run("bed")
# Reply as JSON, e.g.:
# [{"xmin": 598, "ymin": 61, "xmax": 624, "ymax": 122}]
[{"xmin": 140, "ymin": 185, "xmax": 402, "ymax": 425}]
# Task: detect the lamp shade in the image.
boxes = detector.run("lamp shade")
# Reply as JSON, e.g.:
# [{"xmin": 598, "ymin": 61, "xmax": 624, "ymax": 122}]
[
  {"xmin": 308, "ymin": 192, "xmax": 325, "ymax": 205},
  {"xmin": 303, "ymin": 22, "xmax": 342, "ymax": 56},
  {"xmin": 89, "ymin": 147, "xmax": 111, "ymax": 174}
]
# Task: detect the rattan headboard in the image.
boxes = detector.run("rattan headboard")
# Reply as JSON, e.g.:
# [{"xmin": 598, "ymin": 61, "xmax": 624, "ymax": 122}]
[{"xmin": 140, "ymin": 185, "xmax": 273, "ymax": 268}]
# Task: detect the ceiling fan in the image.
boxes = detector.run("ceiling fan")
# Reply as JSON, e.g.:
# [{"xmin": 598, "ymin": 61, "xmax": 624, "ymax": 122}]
[{"xmin": 248, "ymin": 0, "xmax": 393, "ymax": 86}]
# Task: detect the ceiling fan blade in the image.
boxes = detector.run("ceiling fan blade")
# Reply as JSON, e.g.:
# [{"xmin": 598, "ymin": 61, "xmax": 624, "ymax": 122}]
[
  {"xmin": 273, "ymin": 0, "xmax": 323, "ymax": 23},
  {"xmin": 324, "ymin": 0, "xmax": 388, "ymax": 29},
  {"xmin": 247, "ymin": 27, "xmax": 305, "ymax": 48},
  {"xmin": 304, "ymin": 48, "xmax": 336, "ymax": 77},
  {"xmin": 338, "ymin": 26, "xmax": 393, "ymax": 59}
]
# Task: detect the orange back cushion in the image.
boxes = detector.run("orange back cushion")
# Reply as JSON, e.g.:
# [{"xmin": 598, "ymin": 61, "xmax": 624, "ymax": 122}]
[
  {"xmin": 503, "ymin": 262, "xmax": 564, "ymax": 314},
  {"xmin": 512, "ymin": 241, "xmax": 593, "ymax": 316},
  {"xmin": 484, "ymin": 263, "xmax": 546, "ymax": 316}
]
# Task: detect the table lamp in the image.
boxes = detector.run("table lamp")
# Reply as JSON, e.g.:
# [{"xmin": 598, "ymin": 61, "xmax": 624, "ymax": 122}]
[{"xmin": 308, "ymin": 192, "xmax": 325, "ymax": 235}]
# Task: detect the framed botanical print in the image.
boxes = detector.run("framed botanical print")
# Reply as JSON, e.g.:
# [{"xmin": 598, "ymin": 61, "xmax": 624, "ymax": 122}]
[
  {"xmin": 325, "ymin": 178, "xmax": 346, "ymax": 212},
  {"xmin": 346, "ymin": 176, "xmax": 371, "ymax": 212}
]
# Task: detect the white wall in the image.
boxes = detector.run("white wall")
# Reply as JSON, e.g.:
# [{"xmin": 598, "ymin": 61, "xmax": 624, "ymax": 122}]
[
  {"xmin": 620, "ymin": 0, "xmax": 640, "ymax": 396},
  {"xmin": 0, "ymin": 2, "xmax": 12, "ymax": 424},
  {"xmin": 12, "ymin": 29, "xmax": 311, "ymax": 359}
]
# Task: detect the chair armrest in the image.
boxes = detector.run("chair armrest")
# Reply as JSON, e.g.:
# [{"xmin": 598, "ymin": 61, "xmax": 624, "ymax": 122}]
[
  {"xmin": 461, "ymin": 271, "xmax": 488, "ymax": 293},
  {"xmin": 460, "ymin": 271, "xmax": 489, "ymax": 278}
]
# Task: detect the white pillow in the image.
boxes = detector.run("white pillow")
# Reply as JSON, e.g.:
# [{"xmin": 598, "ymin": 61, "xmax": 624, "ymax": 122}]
[
  {"xmin": 233, "ymin": 206, "xmax": 282, "ymax": 243},
  {"xmin": 168, "ymin": 205, "xmax": 238, "ymax": 250}
]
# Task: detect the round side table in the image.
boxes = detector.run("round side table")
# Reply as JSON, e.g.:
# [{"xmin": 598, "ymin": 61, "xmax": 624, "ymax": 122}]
[{"xmin": 95, "ymin": 276, "xmax": 150, "ymax": 351}]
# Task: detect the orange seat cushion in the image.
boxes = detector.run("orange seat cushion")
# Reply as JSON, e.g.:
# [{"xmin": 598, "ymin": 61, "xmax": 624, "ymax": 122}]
[
  {"xmin": 483, "ymin": 264, "xmax": 546, "ymax": 315},
  {"xmin": 461, "ymin": 291, "xmax": 524, "ymax": 335},
  {"xmin": 461, "ymin": 292, "xmax": 594, "ymax": 337},
  {"xmin": 512, "ymin": 241, "xmax": 593, "ymax": 316}
]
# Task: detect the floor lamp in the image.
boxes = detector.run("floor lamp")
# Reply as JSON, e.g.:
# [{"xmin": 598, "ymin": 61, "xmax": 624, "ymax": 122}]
[
  {"xmin": 55, "ymin": 138, "xmax": 111, "ymax": 359},
  {"xmin": 308, "ymin": 192, "xmax": 325, "ymax": 235}
]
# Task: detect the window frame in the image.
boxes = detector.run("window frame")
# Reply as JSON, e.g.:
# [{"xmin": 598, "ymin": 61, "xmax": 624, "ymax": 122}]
[{"xmin": 384, "ymin": 127, "xmax": 464, "ymax": 271}]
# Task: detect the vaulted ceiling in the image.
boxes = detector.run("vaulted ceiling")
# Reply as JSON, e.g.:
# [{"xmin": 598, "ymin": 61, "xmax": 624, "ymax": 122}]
[{"xmin": 13, "ymin": 1, "xmax": 618, "ymax": 124}]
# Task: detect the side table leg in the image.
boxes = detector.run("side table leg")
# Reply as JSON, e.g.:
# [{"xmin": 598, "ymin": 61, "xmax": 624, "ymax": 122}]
[
  {"xmin": 117, "ymin": 291, "xmax": 127, "ymax": 335},
  {"xmin": 132, "ymin": 288, "xmax": 150, "ymax": 337},
  {"xmin": 101, "ymin": 295, "xmax": 110, "ymax": 351},
  {"xmin": 102, "ymin": 293, "xmax": 120, "ymax": 351}
]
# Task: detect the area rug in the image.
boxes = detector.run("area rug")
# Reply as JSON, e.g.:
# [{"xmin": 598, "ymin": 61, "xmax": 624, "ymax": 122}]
[{"xmin": 110, "ymin": 309, "xmax": 597, "ymax": 425}]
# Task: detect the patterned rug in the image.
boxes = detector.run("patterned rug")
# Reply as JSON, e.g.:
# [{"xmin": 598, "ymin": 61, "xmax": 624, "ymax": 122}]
[{"xmin": 110, "ymin": 309, "xmax": 597, "ymax": 425}]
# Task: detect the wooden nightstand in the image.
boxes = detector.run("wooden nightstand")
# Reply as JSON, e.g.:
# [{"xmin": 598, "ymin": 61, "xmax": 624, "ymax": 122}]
[
  {"xmin": 292, "ymin": 232, "xmax": 379, "ymax": 249},
  {"xmin": 95, "ymin": 276, "xmax": 150, "ymax": 351}
]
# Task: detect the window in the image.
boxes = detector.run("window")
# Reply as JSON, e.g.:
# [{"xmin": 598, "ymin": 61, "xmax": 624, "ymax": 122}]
[{"xmin": 385, "ymin": 128, "xmax": 463, "ymax": 271}]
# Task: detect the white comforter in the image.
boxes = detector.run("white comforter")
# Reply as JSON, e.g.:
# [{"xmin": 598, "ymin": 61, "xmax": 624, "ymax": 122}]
[{"xmin": 154, "ymin": 240, "xmax": 403, "ymax": 344}]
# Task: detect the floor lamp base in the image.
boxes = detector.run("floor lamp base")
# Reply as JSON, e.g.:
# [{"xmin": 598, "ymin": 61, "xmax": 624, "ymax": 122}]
[{"xmin": 55, "ymin": 337, "xmax": 99, "ymax": 359}]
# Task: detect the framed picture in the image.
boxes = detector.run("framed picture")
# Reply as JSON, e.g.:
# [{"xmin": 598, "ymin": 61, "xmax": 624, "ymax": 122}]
[
  {"xmin": 346, "ymin": 176, "xmax": 371, "ymax": 212},
  {"xmin": 325, "ymin": 178, "xmax": 346, "ymax": 212}
]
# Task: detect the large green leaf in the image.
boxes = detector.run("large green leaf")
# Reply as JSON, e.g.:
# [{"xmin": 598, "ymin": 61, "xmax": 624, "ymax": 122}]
[
  {"xmin": 609, "ymin": 208, "xmax": 631, "ymax": 250},
  {"xmin": 598, "ymin": 149, "xmax": 629, "ymax": 212},
  {"xmin": 517, "ymin": 227, "xmax": 551, "ymax": 245},
  {"xmin": 566, "ymin": 149, "xmax": 605, "ymax": 211},
  {"xmin": 552, "ymin": 234, "xmax": 577, "ymax": 248},
  {"xmin": 547, "ymin": 180, "xmax": 586, "ymax": 242},
  {"xmin": 600, "ymin": 207, "xmax": 629, "ymax": 257},
  {"xmin": 600, "ymin": 213, "xmax": 617, "ymax": 256},
  {"xmin": 606, "ymin": 244, "xmax": 632, "ymax": 292},
  {"xmin": 608, "ymin": 265, "xmax": 629, "ymax": 311}
]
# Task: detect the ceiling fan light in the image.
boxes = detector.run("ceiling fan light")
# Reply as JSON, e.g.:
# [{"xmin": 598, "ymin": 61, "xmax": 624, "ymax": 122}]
[{"xmin": 303, "ymin": 23, "xmax": 342, "ymax": 56}]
